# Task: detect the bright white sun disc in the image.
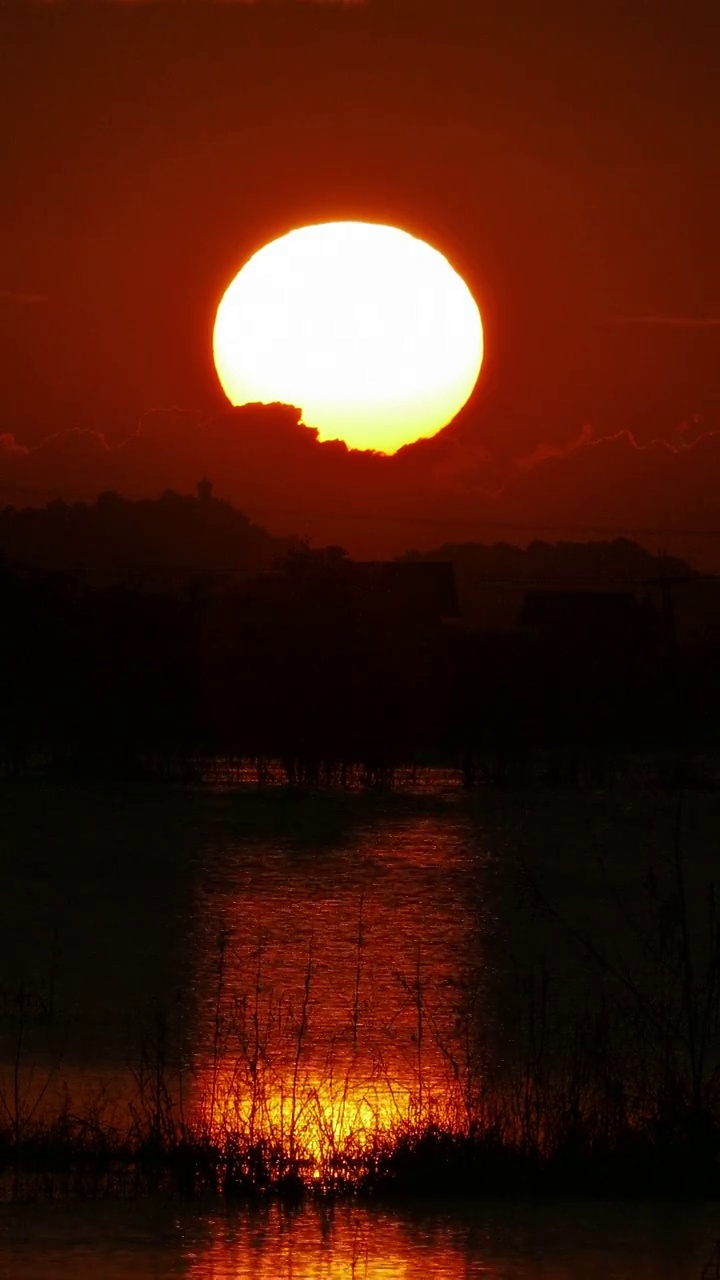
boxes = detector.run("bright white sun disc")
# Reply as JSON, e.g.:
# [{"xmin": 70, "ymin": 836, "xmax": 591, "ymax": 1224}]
[{"xmin": 213, "ymin": 221, "xmax": 483, "ymax": 454}]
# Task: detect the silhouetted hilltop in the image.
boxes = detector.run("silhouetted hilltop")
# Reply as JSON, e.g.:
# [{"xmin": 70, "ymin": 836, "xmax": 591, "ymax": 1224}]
[
  {"xmin": 0, "ymin": 485, "xmax": 704, "ymax": 640},
  {"xmin": 400, "ymin": 538, "xmax": 694, "ymax": 629},
  {"xmin": 0, "ymin": 482, "xmax": 303, "ymax": 584}
]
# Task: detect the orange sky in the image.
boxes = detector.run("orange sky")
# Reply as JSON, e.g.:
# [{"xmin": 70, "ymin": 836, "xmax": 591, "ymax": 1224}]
[{"xmin": 1, "ymin": 0, "xmax": 719, "ymax": 563}]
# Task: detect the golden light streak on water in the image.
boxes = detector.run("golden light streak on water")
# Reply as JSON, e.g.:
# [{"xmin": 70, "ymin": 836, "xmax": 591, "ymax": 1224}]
[
  {"xmin": 190, "ymin": 1062, "xmax": 467, "ymax": 1180},
  {"xmin": 184, "ymin": 812, "xmax": 490, "ymax": 1181}
]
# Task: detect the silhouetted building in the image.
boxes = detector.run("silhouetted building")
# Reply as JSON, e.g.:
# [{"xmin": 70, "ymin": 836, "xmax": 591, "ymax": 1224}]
[
  {"xmin": 517, "ymin": 589, "xmax": 658, "ymax": 658},
  {"xmin": 349, "ymin": 561, "xmax": 459, "ymax": 622},
  {"xmin": 648, "ymin": 577, "xmax": 720, "ymax": 650}
]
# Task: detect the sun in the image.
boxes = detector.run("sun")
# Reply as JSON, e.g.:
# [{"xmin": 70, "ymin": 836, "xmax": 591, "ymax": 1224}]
[{"xmin": 213, "ymin": 221, "xmax": 483, "ymax": 454}]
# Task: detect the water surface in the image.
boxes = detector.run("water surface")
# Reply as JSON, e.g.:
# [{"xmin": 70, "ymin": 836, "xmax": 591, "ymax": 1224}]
[
  {"xmin": 1, "ymin": 778, "xmax": 718, "ymax": 1156},
  {"xmin": 0, "ymin": 1199, "xmax": 716, "ymax": 1279}
]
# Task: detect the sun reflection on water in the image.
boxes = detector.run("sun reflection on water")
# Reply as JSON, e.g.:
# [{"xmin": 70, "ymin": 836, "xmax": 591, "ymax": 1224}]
[
  {"xmin": 186, "ymin": 814, "xmax": 490, "ymax": 1182},
  {"xmin": 184, "ymin": 1204, "xmax": 473, "ymax": 1280},
  {"xmin": 190, "ymin": 1061, "xmax": 465, "ymax": 1182}
]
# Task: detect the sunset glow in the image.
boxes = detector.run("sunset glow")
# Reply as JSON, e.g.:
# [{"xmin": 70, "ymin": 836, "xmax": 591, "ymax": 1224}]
[
  {"xmin": 213, "ymin": 221, "xmax": 484, "ymax": 454},
  {"xmin": 194, "ymin": 1066, "xmax": 424, "ymax": 1170}
]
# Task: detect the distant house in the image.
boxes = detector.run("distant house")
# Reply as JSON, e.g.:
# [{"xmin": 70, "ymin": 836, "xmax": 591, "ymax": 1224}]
[
  {"xmin": 348, "ymin": 561, "xmax": 460, "ymax": 623},
  {"xmin": 517, "ymin": 589, "xmax": 659, "ymax": 658}
]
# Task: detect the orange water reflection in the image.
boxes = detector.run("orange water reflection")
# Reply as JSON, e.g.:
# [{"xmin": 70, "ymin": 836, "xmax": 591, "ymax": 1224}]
[
  {"xmin": 0, "ymin": 1201, "xmax": 712, "ymax": 1280},
  {"xmin": 187, "ymin": 1205, "xmax": 471, "ymax": 1280},
  {"xmin": 182, "ymin": 1202, "xmax": 710, "ymax": 1280},
  {"xmin": 0, "ymin": 801, "xmax": 494, "ymax": 1170},
  {"xmin": 187, "ymin": 813, "xmax": 491, "ymax": 1172}
]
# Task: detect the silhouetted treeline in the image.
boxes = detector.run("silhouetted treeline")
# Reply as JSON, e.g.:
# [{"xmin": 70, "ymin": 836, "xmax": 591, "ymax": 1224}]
[
  {"xmin": 401, "ymin": 537, "xmax": 694, "ymax": 630},
  {"xmin": 1, "ymin": 491, "xmax": 720, "ymax": 780},
  {"xmin": 0, "ymin": 482, "xmax": 301, "ymax": 583},
  {"xmin": 0, "ymin": 488, "xmax": 696, "ymax": 599},
  {"xmin": 0, "ymin": 563, "xmax": 715, "ymax": 782},
  {"xmin": 0, "ymin": 549, "xmax": 456, "ymax": 779}
]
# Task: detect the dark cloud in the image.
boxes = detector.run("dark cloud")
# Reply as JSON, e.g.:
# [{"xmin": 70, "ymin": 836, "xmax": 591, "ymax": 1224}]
[
  {"xmin": 1, "ymin": 405, "xmax": 719, "ymax": 570},
  {"xmin": 512, "ymin": 425, "xmax": 594, "ymax": 472}
]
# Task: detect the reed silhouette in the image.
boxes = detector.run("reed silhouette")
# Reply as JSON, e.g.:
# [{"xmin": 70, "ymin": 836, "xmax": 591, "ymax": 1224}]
[{"xmin": 1, "ymin": 797, "xmax": 719, "ymax": 1202}]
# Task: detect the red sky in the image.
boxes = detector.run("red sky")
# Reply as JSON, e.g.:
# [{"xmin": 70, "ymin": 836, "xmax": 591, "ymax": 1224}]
[{"xmin": 1, "ymin": 0, "xmax": 719, "ymax": 564}]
